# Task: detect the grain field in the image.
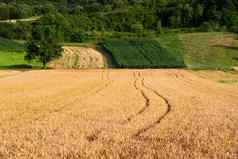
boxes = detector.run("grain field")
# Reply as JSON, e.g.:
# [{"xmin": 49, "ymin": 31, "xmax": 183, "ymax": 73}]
[{"xmin": 0, "ymin": 69, "xmax": 237, "ymax": 159}]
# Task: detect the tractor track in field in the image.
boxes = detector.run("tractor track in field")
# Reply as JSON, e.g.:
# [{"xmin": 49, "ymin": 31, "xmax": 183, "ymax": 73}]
[
  {"xmin": 87, "ymin": 71, "xmax": 171, "ymax": 142},
  {"xmin": 7, "ymin": 71, "xmax": 114, "ymax": 130},
  {"xmin": 132, "ymin": 71, "xmax": 172, "ymax": 138},
  {"xmin": 122, "ymin": 71, "xmax": 150, "ymax": 123},
  {"xmin": 86, "ymin": 71, "xmax": 151, "ymax": 142},
  {"xmin": 1, "ymin": 70, "xmax": 238, "ymax": 158}
]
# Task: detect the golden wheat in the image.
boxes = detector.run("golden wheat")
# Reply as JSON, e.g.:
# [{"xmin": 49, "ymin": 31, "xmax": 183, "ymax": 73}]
[{"xmin": 0, "ymin": 69, "xmax": 237, "ymax": 159}]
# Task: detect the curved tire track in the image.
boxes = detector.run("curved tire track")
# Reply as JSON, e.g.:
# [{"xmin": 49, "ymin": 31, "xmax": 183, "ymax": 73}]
[
  {"xmin": 132, "ymin": 71, "xmax": 172, "ymax": 138},
  {"xmin": 87, "ymin": 71, "xmax": 171, "ymax": 142},
  {"xmin": 122, "ymin": 71, "xmax": 150, "ymax": 124}
]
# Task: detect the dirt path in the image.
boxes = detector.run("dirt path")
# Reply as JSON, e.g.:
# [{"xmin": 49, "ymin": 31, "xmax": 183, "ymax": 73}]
[{"xmin": 0, "ymin": 69, "xmax": 237, "ymax": 159}]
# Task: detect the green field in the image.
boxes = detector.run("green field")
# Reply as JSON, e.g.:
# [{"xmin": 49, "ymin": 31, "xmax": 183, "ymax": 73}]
[
  {"xmin": 102, "ymin": 38, "xmax": 185, "ymax": 68},
  {"xmin": 102, "ymin": 32, "xmax": 238, "ymax": 70},
  {"xmin": 156, "ymin": 32, "xmax": 238, "ymax": 70},
  {"xmin": 179, "ymin": 32, "xmax": 238, "ymax": 70},
  {"xmin": 1, "ymin": 32, "xmax": 238, "ymax": 70},
  {"xmin": 0, "ymin": 37, "xmax": 40, "ymax": 69}
]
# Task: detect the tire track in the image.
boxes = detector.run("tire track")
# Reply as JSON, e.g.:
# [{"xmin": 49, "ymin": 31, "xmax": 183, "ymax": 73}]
[
  {"xmin": 86, "ymin": 71, "xmax": 169, "ymax": 142},
  {"xmin": 122, "ymin": 71, "xmax": 150, "ymax": 123},
  {"xmin": 132, "ymin": 71, "xmax": 172, "ymax": 138},
  {"xmin": 86, "ymin": 71, "xmax": 146, "ymax": 142}
]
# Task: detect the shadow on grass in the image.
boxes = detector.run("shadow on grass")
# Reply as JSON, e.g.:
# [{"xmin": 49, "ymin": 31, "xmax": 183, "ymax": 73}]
[
  {"xmin": 95, "ymin": 45, "xmax": 117, "ymax": 68},
  {"xmin": 0, "ymin": 64, "xmax": 42, "ymax": 70}
]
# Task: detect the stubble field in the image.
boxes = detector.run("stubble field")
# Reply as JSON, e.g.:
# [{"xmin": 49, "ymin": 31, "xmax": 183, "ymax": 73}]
[{"xmin": 0, "ymin": 69, "xmax": 237, "ymax": 159}]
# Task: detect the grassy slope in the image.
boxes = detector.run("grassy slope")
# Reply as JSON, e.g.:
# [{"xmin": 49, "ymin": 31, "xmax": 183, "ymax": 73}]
[
  {"xmin": 0, "ymin": 37, "xmax": 40, "ymax": 69},
  {"xmin": 156, "ymin": 32, "xmax": 238, "ymax": 70},
  {"xmin": 180, "ymin": 32, "xmax": 238, "ymax": 70}
]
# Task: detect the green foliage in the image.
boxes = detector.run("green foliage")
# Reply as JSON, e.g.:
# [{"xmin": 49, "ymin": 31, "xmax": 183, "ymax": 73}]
[
  {"xmin": 1, "ymin": 0, "xmax": 238, "ymax": 42},
  {"xmin": 25, "ymin": 15, "xmax": 63, "ymax": 68},
  {"xmin": 70, "ymin": 30, "xmax": 90, "ymax": 43},
  {"xmin": 131, "ymin": 22, "xmax": 144, "ymax": 33},
  {"xmin": 0, "ymin": 3, "xmax": 9, "ymax": 20},
  {"xmin": 156, "ymin": 21, "xmax": 163, "ymax": 34},
  {"xmin": 0, "ymin": 37, "xmax": 25, "ymax": 52},
  {"xmin": 199, "ymin": 22, "xmax": 214, "ymax": 32},
  {"xmin": 228, "ymin": 15, "xmax": 238, "ymax": 33},
  {"xmin": 39, "ymin": 13, "xmax": 71, "ymax": 41},
  {"xmin": 102, "ymin": 38, "xmax": 185, "ymax": 68}
]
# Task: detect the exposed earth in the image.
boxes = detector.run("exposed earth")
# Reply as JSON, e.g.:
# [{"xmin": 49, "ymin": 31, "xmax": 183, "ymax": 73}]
[{"xmin": 0, "ymin": 69, "xmax": 237, "ymax": 159}]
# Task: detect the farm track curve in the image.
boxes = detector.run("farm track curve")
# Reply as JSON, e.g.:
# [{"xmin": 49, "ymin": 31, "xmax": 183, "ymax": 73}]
[{"xmin": 132, "ymin": 71, "xmax": 172, "ymax": 138}]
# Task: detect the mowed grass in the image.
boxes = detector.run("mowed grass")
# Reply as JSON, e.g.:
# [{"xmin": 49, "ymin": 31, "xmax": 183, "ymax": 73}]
[
  {"xmin": 102, "ymin": 38, "xmax": 185, "ymax": 68},
  {"xmin": 156, "ymin": 32, "xmax": 238, "ymax": 70},
  {"xmin": 0, "ymin": 37, "xmax": 40, "ymax": 69},
  {"xmin": 179, "ymin": 32, "xmax": 238, "ymax": 70}
]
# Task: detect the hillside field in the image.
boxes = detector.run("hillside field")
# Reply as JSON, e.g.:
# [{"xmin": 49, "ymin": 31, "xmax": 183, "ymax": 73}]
[
  {"xmin": 156, "ymin": 32, "xmax": 238, "ymax": 70},
  {"xmin": 0, "ymin": 32, "xmax": 238, "ymax": 70},
  {"xmin": 179, "ymin": 32, "xmax": 238, "ymax": 70}
]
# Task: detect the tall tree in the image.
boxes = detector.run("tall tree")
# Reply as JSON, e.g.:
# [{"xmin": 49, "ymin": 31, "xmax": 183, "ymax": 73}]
[{"xmin": 25, "ymin": 15, "xmax": 63, "ymax": 69}]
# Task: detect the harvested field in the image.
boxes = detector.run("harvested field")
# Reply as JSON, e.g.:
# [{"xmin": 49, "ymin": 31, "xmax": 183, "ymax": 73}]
[
  {"xmin": 0, "ymin": 69, "xmax": 237, "ymax": 159},
  {"xmin": 49, "ymin": 47, "xmax": 106, "ymax": 69}
]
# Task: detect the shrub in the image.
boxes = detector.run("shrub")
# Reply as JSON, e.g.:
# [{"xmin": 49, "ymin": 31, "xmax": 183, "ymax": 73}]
[{"xmin": 199, "ymin": 22, "xmax": 214, "ymax": 32}]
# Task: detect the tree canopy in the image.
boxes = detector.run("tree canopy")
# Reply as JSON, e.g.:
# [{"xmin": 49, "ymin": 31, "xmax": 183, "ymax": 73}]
[
  {"xmin": 0, "ymin": 0, "xmax": 238, "ymax": 41},
  {"xmin": 25, "ymin": 14, "xmax": 63, "ymax": 68}
]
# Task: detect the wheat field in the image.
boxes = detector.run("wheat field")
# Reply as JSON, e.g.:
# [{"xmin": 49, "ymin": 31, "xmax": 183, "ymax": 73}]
[{"xmin": 0, "ymin": 69, "xmax": 237, "ymax": 159}]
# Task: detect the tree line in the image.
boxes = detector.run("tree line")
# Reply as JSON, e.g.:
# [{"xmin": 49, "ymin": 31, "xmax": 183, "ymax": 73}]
[
  {"xmin": 0, "ymin": 0, "xmax": 238, "ymax": 42},
  {"xmin": 0, "ymin": 0, "xmax": 237, "ymax": 68}
]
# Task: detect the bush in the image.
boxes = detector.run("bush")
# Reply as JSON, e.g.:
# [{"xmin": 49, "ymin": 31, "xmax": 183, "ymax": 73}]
[
  {"xmin": 131, "ymin": 23, "xmax": 144, "ymax": 33},
  {"xmin": 229, "ymin": 15, "xmax": 238, "ymax": 33},
  {"xmin": 199, "ymin": 22, "xmax": 214, "ymax": 32},
  {"xmin": 70, "ymin": 30, "xmax": 89, "ymax": 42}
]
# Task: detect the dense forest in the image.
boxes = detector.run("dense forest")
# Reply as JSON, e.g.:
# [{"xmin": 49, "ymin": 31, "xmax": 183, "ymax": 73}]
[{"xmin": 0, "ymin": 0, "xmax": 238, "ymax": 42}]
